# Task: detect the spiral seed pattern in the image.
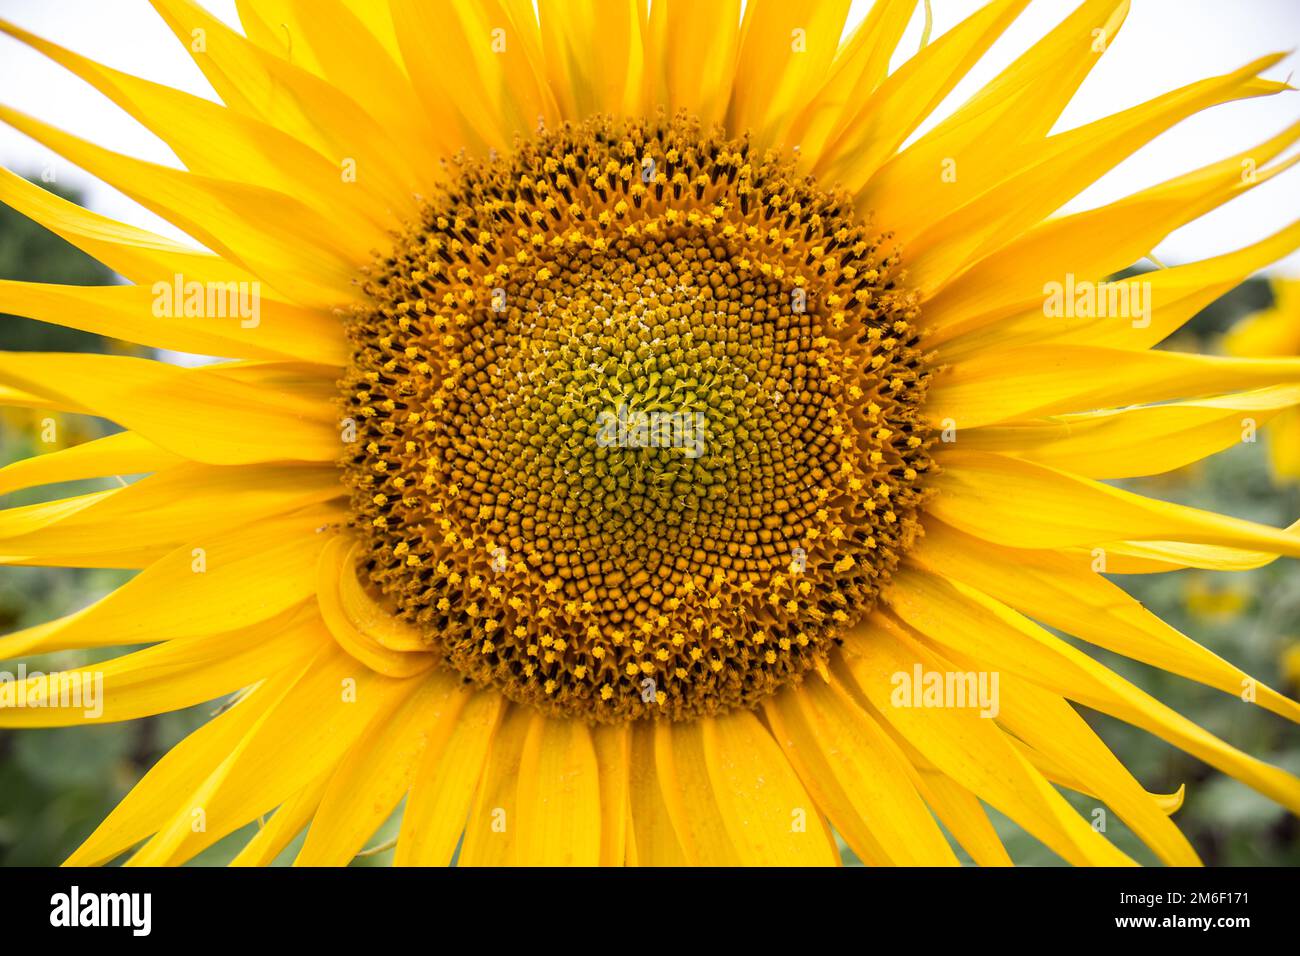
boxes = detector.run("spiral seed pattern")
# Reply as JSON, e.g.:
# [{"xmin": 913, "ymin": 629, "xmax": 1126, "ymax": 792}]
[{"xmin": 341, "ymin": 114, "xmax": 934, "ymax": 721}]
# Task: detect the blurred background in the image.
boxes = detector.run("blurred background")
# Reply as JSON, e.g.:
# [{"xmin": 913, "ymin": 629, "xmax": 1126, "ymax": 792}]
[{"xmin": 0, "ymin": 1, "xmax": 1298, "ymax": 865}]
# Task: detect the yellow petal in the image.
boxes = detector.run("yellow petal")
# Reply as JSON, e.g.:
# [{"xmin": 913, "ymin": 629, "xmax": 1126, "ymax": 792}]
[
  {"xmin": 909, "ymin": 519, "xmax": 1300, "ymax": 722},
  {"xmin": 392, "ymin": 0, "xmax": 558, "ymax": 154},
  {"xmin": 1077, "ymin": 533, "xmax": 1298, "ymax": 574},
  {"xmin": 234, "ymin": 0, "xmax": 324, "ymax": 72},
  {"xmin": 0, "ymin": 604, "xmax": 321, "ymax": 727},
  {"xmin": 815, "ymin": 0, "xmax": 1031, "ymax": 193},
  {"xmin": 393, "ymin": 688, "xmax": 502, "ymax": 866},
  {"xmin": 539, "ymin": 0, "xmax": 644, "ymax": 120},
  {"xmin": 0, "ymin": 166, "xmax": 255, "ymax": 288},
  {"xmin": 0, "ymin": 16, "xmax": 395, "ymax": 247},
  {"xmin": 643, "ymin": 0, "xmax": 741, "ymax": 125},
  {"xmin": 883, "ymin": 571, "xmax": 1300, "ymax": 815},
  {"xmin": 0, "ymin": 104, "xmax": 363, "ymax": 309},
  {"xmin": 928, "ymin": 345, "xmax": 1300, "ymax": 429},
  {"xmin": 957, "ymin": 386, "xmax": 1300, "ymax": 479},
  {"xmin": 316, "ymin": 536, "xmax": 435, "ymax": 678},
  {"xmin": 904, "ymin": 55, "xmax": 1289, "ymax": 295},
  {"xmin": 458, "ymin": 703, "xmax": 532, "ymax": 866},
  {"xmin": 700, "ymin": 708, "xmax": 841, "ymax": 866},
  {"xmin": 929, "ymin": 451, "xmax": 1300, "ymax": 556},
  {"xmin": 922, "ymin": 637, "xmax": 1200, "ymax": 865},
  {"xmin": 913, "ymin": 770, "xmax": 1012, "ymax": 867},
  {"xmin": 727, "ymin": 0, "xmax": 851, "ymax": 148},
  {"xmin": 862, "ymin": 0, "xmax": 1130, "ymax": 243},
  {"xmin": 786, "ymin": 0, "xmax": 917, "ymax": 160},
  {"xmin": 841, "ymin": 617, "xmax": 1134, "ymax": 866},
  {"xmin": 592, "ymin": 723, "xmax": 631, "ymax": 866},
  {"xmin": 300, "ymin": 671, "xmax": 461, "ymax": 865},
  {"xmin": 766, "ymin": 680, "xmax": 959, "ymax": 865},
  {"xmin": 149, "ymin": 0, "xmax": 423, "ymax": 222},
  {"xmin": 1266, "ymin": 406, "xmax": 1300, "ymax": 479},
  {"xmin": 514, "ymin": 711, "xmax": 602, "ymax": 866},
  {"xmin": 652, "ymin": 719, "xmax": 744, "ymax": 865},
  {"xmin": 67, "ymin": 663, "xmax": 301, "ymax": 865},
  {"xmin": 0, "ymin": 430, "xmax": 177, "ymax": 498},
  {"xmin": 0, "ymin": 462, "xmax": 340, "ymax": 569},
  {"xmin": 925, "ymin": 128, "xmax": 1300, "ymax": 348},
  {"xmin": 625, "ymin": 720, "xmax": 687, "ymax": 866},
  {"xmin": 0, "ymin": 353, "xmax": 338, "ymax": 465},
  {"xmin": 124, "ymin": 641, "xmax": 419, "ymax": 866},
  {"xmin": 1016, "ymin": 737, "xmax": 1186, "ymax": 816},
  {"xmin": 0, "ymin": 280, "xmax": 346, "ymax": 366},
  {"xmin": 230, "ymin": 773, "xmax": 330, "ymax": 867},
  {"xmin": 246, "ymin": 0, "xmax": 438, "ymax": 171}
]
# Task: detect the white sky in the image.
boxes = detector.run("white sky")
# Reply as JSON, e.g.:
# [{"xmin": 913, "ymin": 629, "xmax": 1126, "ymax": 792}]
[{"xmin": 0, "ymin": 0, "xmax": 1297, "ymax": 272}]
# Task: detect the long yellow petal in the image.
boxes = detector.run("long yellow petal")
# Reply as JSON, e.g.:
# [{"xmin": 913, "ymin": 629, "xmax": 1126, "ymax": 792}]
[
  {"xmin": 929, "ymin": 451, "xmax": 1300, "ymax": 556},
  {"xmin": 458, "ymin": 703, "xmax": 532, "ymax": 866},
  {"xmin": 1016, "ymin": 740, "xmax": 1187, "ymax": 816},
  {"xmin": 700, "ymin": 708, "xmax": 841, "ymax": 866},
  {"xmin": 726, "ymin": 0, "xmax": 851, "ymax": 148},
  {"xmin": 149, "ymin": 0, "xmax": 423, "ymax": 221},
  {"xmin": 1077, "ymin": 533, "xmax": 1299, "ymax": 574},
  {"xmin": 0, "ymin": 430, "xmax": 177, "ymax": 498},
  {"xmin": 840, "ymin": 617, "xmax": 1134, "ymax": 866},
  {"xmin": 928, "ymin": 346, "xmax": 1300, "ymax": 430},
  {"xmin": 592, "ymin": 723, "xmax": 630, "ymax": 867},
  {"xmin": 249, "ymin": 0, "xmax": 438, "ymax": 169},
  {"xmin": 234, "ymin": 0, "xmax": 323, "ymax": 71},
  {"xmin": 786, "ymin": 0, "xmax": 917, "ymax": 160},
  {"xmin": 539, "ymin": 0, "xmax": 644, "ymax": 120},
  {"xmin": 643, "ymin": 0, "xmax": 740, "ymax": 125},
  {"xmin": 0, "ymin": 167, "xmax": 256, "ymax": 288},
  {"xmin": 862, "ymin": 0, "xmax": 1130, "ymax": 243},
  {"xmin": 66, "ymin": 664, "xmax": 301, "ymax": 865},
  {"xmin": 815, "ymin": 0, "xmax": 1031, "ymax": 193},
  {"xmin": 924, "ymin": 128, "xmax": 1300, "ymax": 347},
  {"xmin": 392, "ymin": 688, "xmax": 502, "ymax": 866},
  {"xmin": 652, "ymin": 719, "xmax": 744, "ymax": 865},
  {"xmin": 0, "ymin": 280, "xmax": 346, "ymax": 366},
  {"xmin": 909, "ymin": 520, "xmax": 1300, "ymax": 722},
  {"xmin": 392, "ymin": 0, "xmax": 558, "ymax": 155},
  {"xmin": 514, "ymin": 711, "xmax": 602, "ymax": 866},
  {"xmin": 301, "ymin": 671, "xmax": 461, "ymax": 866},
  {"xmin": 912, "ymin": 770, "xmax": 1012, "ymax": 867},
  {"xmin": 0, "ymin": 16, "xmax": 395, "ymax": 246},
  {"xmin": 766, "ymin": 679, "xmax": 959, "ymax": 866},
  {"xmin": 0, "ymin": 502, "xmax": 338, "ymax": 665},
  {"xmin": 0, "ymin": 105, "xmax": 363, "ymax": 309},
  {"xmin": 957, "ymin": 386, "xmax": 1300, "ymax": 479},
  {"xmin": 960, "ymin": 663, "xmax": 1200, "ymax": 866},
  {"xmin": 0, "ymin": 463, "xmax": 340, "ymax": 569},
  {"xmin": 124, "ymin": 641, "xmax": 418, "ymax": 866},
  {"xmin": 229, "ymin": 774, "xmax": 330, "ymax": 867},
  {"xmin": 882, "ymin": 571, "xmax": 1300, "ymax": 814},
  {"xmin": 0, "ymin": 604, "xmax": 321, "ymax": 727},
  {"xmin": 904, "ymin": 55, "xmax": 1290, "ymax": 295},
  {"xmin": 625, "ymin": 720, "xmax": 687, "ymax": 866},
  {"xmin": 0, "ymin": 353, "xmax": 338, "ymax": 465}
]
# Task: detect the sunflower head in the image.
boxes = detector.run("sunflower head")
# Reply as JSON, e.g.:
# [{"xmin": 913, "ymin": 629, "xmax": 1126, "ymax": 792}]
[
  {"xmin": 3, "ymin": 0, "xmax": 1300, "ymax": 871},
  {"xmin": 341, "ymin": 112, "xmax": 934, "ymax": 721}
]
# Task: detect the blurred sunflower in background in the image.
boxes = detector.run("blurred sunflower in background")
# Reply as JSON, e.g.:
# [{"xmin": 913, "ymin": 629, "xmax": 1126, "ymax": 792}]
[
  {"xmin": 1224, "ymin": 277, "xmax": 1300, "ymax": 483},
  {"xmin": 1, "ymin": 0, "xmax": 1299, "ymax": 867}
]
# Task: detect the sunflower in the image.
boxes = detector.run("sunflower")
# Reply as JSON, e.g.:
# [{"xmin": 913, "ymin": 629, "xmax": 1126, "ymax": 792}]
[
  {"xmin": 1224, "ymin": 277, "xmax": 1300, "ymax": 482},
  {"xmin": 2, "ymin": 0, "xmax": 1300, "ymax": 868}
]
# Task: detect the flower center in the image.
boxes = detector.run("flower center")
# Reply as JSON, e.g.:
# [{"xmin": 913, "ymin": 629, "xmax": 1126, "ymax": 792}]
[{"xmin": 340, "ymin": 114, "xmax": 933, "ymax": 722}]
